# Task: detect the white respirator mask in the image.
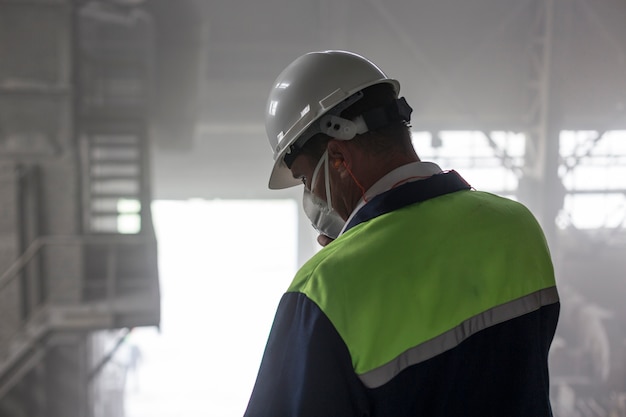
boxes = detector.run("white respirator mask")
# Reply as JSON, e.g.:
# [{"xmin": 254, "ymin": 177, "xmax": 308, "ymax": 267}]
[{"xmin": 302, "ymin": 150, "xmax": 345, "ymax": 239}]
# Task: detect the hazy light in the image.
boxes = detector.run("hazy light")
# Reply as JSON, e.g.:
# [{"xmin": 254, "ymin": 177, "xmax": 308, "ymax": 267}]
[
  {"xmin": 118, "ymin": 198, "xmax": 141, "ymax": 213},
  {"xmin": 559, "ymin": 130, "xmax": 626, "ymax": 229},
  {"xmin": 125, "ymin": 199, "xmax": 298, "ymax": 417},
  {"xmin": 117, "ymin": 214, "xmax": 141, "ymax": 234},
  {"xmin": 560, "ymin": 194, "xmax": 626, "ymax": 229},
  {"xmin": 412, "ymin": 130, "xmax": 523, "ymax": 197},
  {"xmin": 116, "ymin": 198, "xmax": 142, "ymax": 234},
  {"xmin": 413, "ymin": 129, "xmax": 626, "ymax": 229}
]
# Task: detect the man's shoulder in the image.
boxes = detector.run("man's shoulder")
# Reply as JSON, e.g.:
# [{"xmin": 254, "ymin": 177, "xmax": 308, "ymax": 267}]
[{"xmin": 287, "ymin": 241, "xmax": 344, "ymax": 294}]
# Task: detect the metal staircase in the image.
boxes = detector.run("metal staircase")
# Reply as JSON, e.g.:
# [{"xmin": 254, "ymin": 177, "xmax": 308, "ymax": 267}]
[
  {"xmin": 0, "ymin": 1, "xmax": 161, "ymax": 415},
  {"xmin": 0, "ymin": 234, "xmax": 160, "ymax": 399},
  {"xmin": 83, "ymin": 133, "xmax": 144, "ymax": 235}
]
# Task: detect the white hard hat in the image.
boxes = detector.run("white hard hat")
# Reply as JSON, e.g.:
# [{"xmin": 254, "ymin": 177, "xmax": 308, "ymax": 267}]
[{"xmin": 265, "ymin": 50, "xmax": 400, "ymax": 189}]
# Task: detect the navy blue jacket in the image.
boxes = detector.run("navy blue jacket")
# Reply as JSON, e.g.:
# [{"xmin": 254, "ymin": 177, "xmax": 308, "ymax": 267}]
[{"xmin": 244, "ymin": 172, "xmax": 560, "ymax": 417}]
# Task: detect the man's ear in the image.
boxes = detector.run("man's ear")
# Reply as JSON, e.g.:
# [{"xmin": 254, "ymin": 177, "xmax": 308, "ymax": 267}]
[{"xmin": 327, "ymin": 139, "xmax": 351, "ymax": 170}]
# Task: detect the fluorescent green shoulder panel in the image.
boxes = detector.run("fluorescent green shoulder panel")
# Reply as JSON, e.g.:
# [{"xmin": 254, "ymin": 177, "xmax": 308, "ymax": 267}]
[{"xmin": 288, "ymin": 191, "xmax": 556, "ymax": 375}]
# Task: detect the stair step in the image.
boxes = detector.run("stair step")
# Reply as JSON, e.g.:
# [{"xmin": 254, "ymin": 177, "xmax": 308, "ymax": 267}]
[
  {"xmin": 90, "ymin": 192, "xmax": 140, "ymax": 198},
  {"xmin": 90, "ymin": 174, "xmax": 139, "ymax": 181}
]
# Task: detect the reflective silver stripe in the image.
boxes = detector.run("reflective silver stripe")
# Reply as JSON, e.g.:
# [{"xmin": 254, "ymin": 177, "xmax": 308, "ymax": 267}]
[{"xmin": 358, "ymin": 286, "xmax": 560, "ymax": 388}]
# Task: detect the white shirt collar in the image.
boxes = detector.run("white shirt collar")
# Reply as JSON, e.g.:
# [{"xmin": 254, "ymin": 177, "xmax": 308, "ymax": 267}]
[{"xmin": 340, "ymin": 161, "xmax": 443, "ymax": 235}]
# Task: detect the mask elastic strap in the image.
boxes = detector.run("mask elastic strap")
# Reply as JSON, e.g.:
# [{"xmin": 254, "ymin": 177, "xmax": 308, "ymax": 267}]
[
  {"xmin": 311, "ymin": 151, "xmax": 334, "ymax": 211},
  {"xmin": 323, "ymin": 152, "xmax": 333, "ymax": 209}
]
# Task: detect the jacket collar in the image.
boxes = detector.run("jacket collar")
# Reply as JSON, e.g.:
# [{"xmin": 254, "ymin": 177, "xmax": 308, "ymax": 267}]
[{"xmin": 343, "ymin": 169, "xmax": 471, "ymax": 233}]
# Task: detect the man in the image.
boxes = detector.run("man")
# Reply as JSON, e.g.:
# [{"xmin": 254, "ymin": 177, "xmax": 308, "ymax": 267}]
[{"xmin": 244, "ymin": 50, "xmax": 560, "ymax": 417}]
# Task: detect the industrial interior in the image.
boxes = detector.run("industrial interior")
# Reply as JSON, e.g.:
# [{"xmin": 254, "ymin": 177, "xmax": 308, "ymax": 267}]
[{"xmin": 0, "ymin": 0, "xmax": 625, "ymax": 416}]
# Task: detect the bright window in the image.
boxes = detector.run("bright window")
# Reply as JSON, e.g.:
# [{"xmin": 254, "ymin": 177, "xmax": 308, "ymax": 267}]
[
  {"xmin": 558, "ymin": 130, "xmax": 626, "ymax": 229},
  {"xmin": 125, "ymin": 199, "xmax": 298, "ymax": 417},
  {"xmin": 412, "ymin": 130, "xmax": 525, "ymax": 199}
]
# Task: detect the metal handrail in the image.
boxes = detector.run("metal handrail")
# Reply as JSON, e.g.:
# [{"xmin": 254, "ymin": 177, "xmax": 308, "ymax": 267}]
[
  {"xmin": 0, "ymin": 233, "xmax": 158, "ymax": 398},
  {"xmin": 0, "ymin": 234, "xmax": 155, "ymax": 294}
]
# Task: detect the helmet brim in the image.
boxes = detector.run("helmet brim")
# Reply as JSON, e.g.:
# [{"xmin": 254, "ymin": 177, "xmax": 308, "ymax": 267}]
[{"xmin": 268, "ymin": 157, "xmax": 302, "ymax": 189}]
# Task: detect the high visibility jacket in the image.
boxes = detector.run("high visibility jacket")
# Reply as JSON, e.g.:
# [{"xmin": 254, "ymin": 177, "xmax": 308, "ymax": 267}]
[{"xmin": 244, "ymin": 171, "xmax": 560, "ymax": 417}]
